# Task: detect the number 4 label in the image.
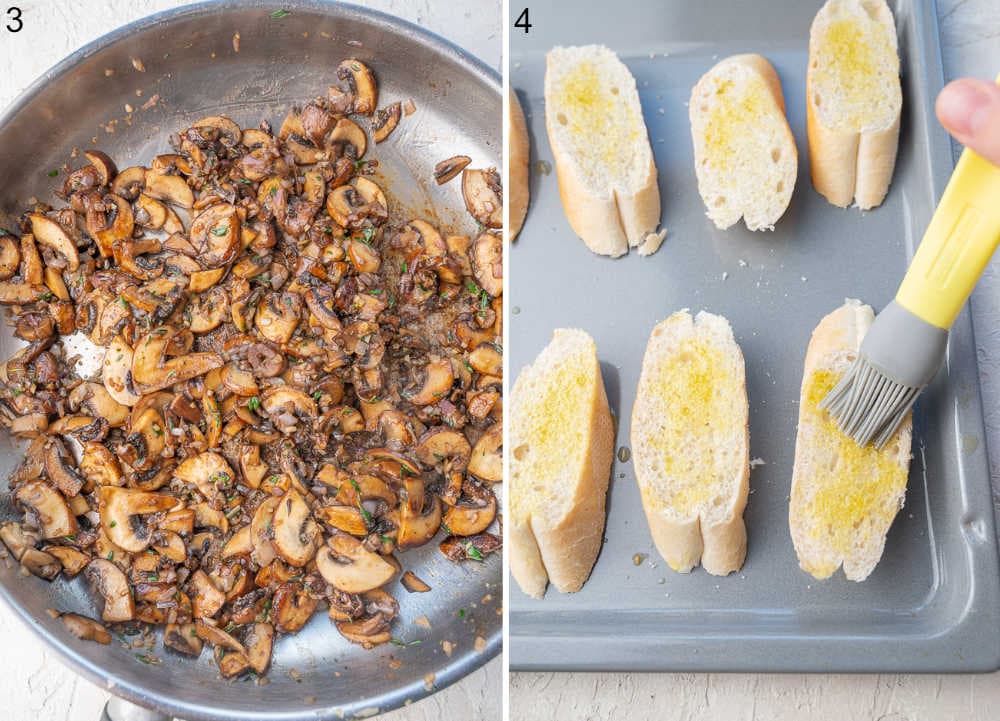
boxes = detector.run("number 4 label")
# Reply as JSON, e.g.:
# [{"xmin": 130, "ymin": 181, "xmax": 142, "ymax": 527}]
[{"xmin": 514, "ymin": 8, "xmax": 531, "ymax": 34}]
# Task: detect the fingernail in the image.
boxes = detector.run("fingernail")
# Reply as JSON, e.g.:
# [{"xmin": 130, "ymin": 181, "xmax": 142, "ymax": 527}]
[{"xmin": 939, "ymin": 81, "xmax": 993, "ymax": 135}]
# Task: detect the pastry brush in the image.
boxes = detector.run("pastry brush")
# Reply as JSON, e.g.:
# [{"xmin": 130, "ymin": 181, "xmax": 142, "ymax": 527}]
[{"xmin": 821, "ymin": 78, "xmax": 1000, "ymax": 449}]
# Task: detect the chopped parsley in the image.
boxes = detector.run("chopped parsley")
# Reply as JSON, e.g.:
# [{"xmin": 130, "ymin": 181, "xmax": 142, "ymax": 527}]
[
  {"xmin": 248, "ymin": 396, "xmax": 261, "ymax": 412},
  {"xmin": 270, "ymin": 9, "xmax": 291, "ymax": 19},
  {"xmin": 210, "ymin": 224, "xmax": 229, "ymax": 236}
]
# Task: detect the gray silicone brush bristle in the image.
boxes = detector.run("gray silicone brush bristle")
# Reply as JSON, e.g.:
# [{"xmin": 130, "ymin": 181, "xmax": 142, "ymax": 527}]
[{"xmin": 820, "ymin": 301, "xmax": 949, "ymax": 449}]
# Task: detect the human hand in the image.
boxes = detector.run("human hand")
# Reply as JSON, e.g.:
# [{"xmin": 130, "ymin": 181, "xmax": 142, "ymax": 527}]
[{"xmin": 936, "ymin": 77, "xmax": 1000, "ymax": 166}]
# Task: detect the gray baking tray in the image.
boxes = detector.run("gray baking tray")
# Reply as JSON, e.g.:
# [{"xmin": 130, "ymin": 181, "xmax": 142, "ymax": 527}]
[{"xmin": 509, "ymin": 0, "xmax": 1000, "ymax": 672}]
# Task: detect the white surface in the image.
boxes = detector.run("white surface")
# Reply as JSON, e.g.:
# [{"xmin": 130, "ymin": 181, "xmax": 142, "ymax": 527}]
[
  {"xmin": 510, "ymin": 1, "xmax": 1000, "ymax": 719},
  {"xmin": 0, "ymin": 1, "xmax": 500, "ymax": 720}
]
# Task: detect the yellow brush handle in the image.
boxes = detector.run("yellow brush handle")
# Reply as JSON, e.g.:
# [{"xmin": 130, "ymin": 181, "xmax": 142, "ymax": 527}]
[{"xmin": 896, "ymin": 75, "xmax": 1000, "ymax": 330}]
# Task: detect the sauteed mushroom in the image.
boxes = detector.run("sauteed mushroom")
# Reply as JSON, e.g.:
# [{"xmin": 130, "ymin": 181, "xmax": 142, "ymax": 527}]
[{"xmin": 0, "ymin": 57, "xmax": 502, "ymax": 678}]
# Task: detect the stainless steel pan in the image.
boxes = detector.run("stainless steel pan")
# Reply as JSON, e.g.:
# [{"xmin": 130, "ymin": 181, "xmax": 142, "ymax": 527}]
[{"xmin": 0, "ymin": 2, "xmax": 501, "ymax": 719}]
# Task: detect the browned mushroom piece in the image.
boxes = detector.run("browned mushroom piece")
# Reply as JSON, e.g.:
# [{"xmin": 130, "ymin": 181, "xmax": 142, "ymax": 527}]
[
  {"xmin": 187, "ymin": 286, "xmax": 229, "ymax": 333},
  {"xmin": 85, "ymin": 558, "xmax": 135, "ymax": 622},
  {"xmin": 189, "ymin": 203, "xmax": 241, "ymax": 268},
  {"xmin": 471, "ymin": 232, "xmax": 503, "ymax": 297},
  {"xmin": 330, "ymin": 118, "xmax": 368, "ymax": 160},
  {"xmin": 439, "ymin": 531, "xmax": 501, "ymax": 562},
  {"xmin": 338, "ymin": 59, "xmax": 378, "ymax": 115},
  {"xmin": 102, "ymin": 335, "xmax": 142, "ymax": 406},
  {"xmin": 0, "ymin": 521, "xmax": 39, "ymax": 561},
  {"xmin": 164, "ymin": 622, "xmax": 203, "ymax": 656},
  {"xmin": 415, "ymin": 429, "xmax": 471, "ymax": 505},
  {"xmin": 88, "ymin": 194, "xmax": 135, "ymax": 257},
  {"xmin": 399, "ymin": 570, "xmax": 432, "ymax": 593},
  {"xmin": 0, "ymin": 235, "xmax": 20, "ymax": 280},
  {"xmin": 442, "ymin": 483, "xmax": 498, "ymax": 536},
  {"xmin": 404, "ymin": 357, "xmax": 455, "ymax": 406},
  {"xmin": 468, "ymin": 422, "xmax": 502, "ymax": 483},
  {"xmin": 28, "ymin": 214, "xmax": 80, "ymax": 271},
  {"xmin": 335, "ymin": 588, "xmax": 398, "ymax": 648},
  {"xmin": 272, "ymin": 580, "xmax": 319, "ymax": 633},
  {"xmin": 44, "ymin": 545, "xmax": 90, "ymax": 576},
  {"xmin": 98, "ymin": 486, "xmax": 176, "ymax": 552},
  {"xmin": 397, "ymin": 479, "xmax": 442, "ymax": 549},
  {"xmin": 254, "ymin": 291, "xmax": 301, "ymax": 344},
  {"xmin": 15, "ymin": 480, "xmax": 77, "ymax": 539},
  {"xmin": 144, "ymin": 172, "xmax": 194, "ymax": 208},
  {"xmin": 21, "ymin": 547, "xmax": 61, "ymax": 580},
  {"xmin": 60, "ymin": 612, "xmax": 112, "ymax": 644},
  {"xmin": 372, "ymin": 103, "xmax": 402, "ymax": 144},
  {"xmin": 243, "ymin": 622, "xmax": 275, "ymax": 674},
  {"xmin": 434, "ymin": 155, "xmax": 471, "ymax": 185},
  {"xmin": 249, "ymin": 495, "xmax": 281, "ymax": 567},
  {"xmin": 316, "ymin": 533, "xmax": 395, "ymax": 593},
  {"xmin": 462, "ymin": 168, "xmax": 503, "ymax": 229},
  {"xmin": 325, "ymin": 177, "xmax": 387, "ymax": 230},
  {"xmin": 189, "ymin": 570, "xmax": 226, "ymax": 619},
  {"xmin": 111, "ymin": 166, "xmax": 147, "ymax": 200},
  {"xmin": 271, "ymin": 489, "xmax": 320, "ymax": 567},
  {"xmin": 131, "ymin": 326, "xmax": 223, "ymax": 393},
  {"xmin": 69, "ymin": 382, "xmax": 129, "ymax": 428}
]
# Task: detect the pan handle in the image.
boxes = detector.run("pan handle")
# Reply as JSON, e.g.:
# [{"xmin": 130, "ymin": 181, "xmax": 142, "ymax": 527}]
[{"xmin": 100, "ymin": 697, "xmax": 173, "ymax": 721}]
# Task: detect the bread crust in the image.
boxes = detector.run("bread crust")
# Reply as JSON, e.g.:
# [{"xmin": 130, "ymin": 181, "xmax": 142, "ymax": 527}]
[
  {"xmin": 789, "ymin": 300, "xmax": 911, "ymax": 581},
  {"xmin": 632, "ymin": 311, "xmax": 749, "ymax": 576},
  {"xmin": 508, "ymin": 88, "xmax": 530, "ymax": 242},
  {"xmin": 509, "ymin": 331, "xmax": 615, "ymax": 598},
  {"xmin": 544, "ymin": 48, "xmax": 661, "ymax": 257},
  {"xmin": 807, "ymin": 0, "xmax": 901, "ymax": 209}
]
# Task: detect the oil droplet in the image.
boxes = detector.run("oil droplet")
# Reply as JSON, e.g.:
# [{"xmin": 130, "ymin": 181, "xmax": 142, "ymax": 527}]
[
  {"xmin": 632, "ymin": 553, "xmax": 645, "ymax": 566},
  {"xmin": 962, "ymin": 435, "xmax": 979, "ymax": 454},
  {"xmin": 534, "ymin": 160, "xmax": 552, "ymax": 176},
  {"xmin": 512, "ymin": 306, "xmax": 521, "ymax": 315},
  {"xmin": 617, "ymin": 446, "xmax": 631, "ymax": 463}
]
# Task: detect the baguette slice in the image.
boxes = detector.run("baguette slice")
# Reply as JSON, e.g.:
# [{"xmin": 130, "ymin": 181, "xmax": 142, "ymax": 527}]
[
  {"xmin": 545, "ymin": 45, "xmax": 664, "ymax": 257},
  {"xmin": 631, "ymin": 311, "xmax": 749, "ymax": 575},
  {"xmin": 790, "ymin": 299, "xmax": 912, "ymax": 581},
  {"xmin": 508, "ymin": 88, "xmax": 530, "ymax": 242},
  {"xmin": 690, "ymin": 54, "xmax": 798, "ymax": 231},
  {"xmin": 807, "ymin": 0, "xmax": 902, "ymax": 209},
  {"xmin": 510, "ymin": 329, "xmax": 615, "ymax": 598}
]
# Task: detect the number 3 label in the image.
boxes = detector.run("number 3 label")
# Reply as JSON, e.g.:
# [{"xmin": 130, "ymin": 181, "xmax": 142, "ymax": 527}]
[{"xmin": 6, "ymin": 6, "xmax": 23, "ymax": 32}]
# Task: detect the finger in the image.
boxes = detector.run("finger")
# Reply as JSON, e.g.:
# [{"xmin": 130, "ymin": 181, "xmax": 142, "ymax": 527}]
[{"xmin": 936, "ymin": 78, "xmax": 1000, "ymax": 166}]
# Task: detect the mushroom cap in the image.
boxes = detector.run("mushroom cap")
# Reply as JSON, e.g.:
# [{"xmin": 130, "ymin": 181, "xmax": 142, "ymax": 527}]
[{"xmin": 316, "ymin": 533, "xmax": 396, "ymax": 594}]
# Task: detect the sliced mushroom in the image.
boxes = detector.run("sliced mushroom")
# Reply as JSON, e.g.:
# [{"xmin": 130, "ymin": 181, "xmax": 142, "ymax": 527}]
[
  {"xmin": 86, "ymin": 558, "xmax": 135, "ymax": 622},
  {"xmin": 60, "ymin": 612, "xmax": 111, "ymax": 644},
  {"xmin": 254, "ymin": 291, "xmax": 301, "ymax": 344},
  {"xmin": 84, "ymin": 150, "xmax": 118, "ymax": 186},
  {"xmin": 434, "ymin": 155, "xmax": 471, "ymax": 185},
  {"xmin": 0, "ymin": 521, "xmax": 39, "ymax": 561},
  {"xmin": 189, "ymin": 115, "xmax": 242, "ymax": 145},
  {"xmin": 79, "ymin": 441, "xmax": 124, "ymax": 489},
  {"xmin": 187, "ymin": 287, "xmax": 229, "ymax": 333},
  {"xmin": 372, "ymin": 103, "xmax": 402, "ymax": 144},
  {"xmin": 250, "ymin": 495, "xmax": 281, "ymax": 567},
  {"xmin": 272, "ymin": 580, "xmax": 319, "ymax": 633},
  {"xmin": 21, "ymin": 547, "xmax": 61, "ymax": 580},
  {"xmin": 132, "ymin": 326, "xmax": 223, "ymax": 393},
  {"xmin": 15, "ymin": 480, "xmax": 77, "ymax": 539},
  {"xmin": 175, "ymin": 451, "xmax": 235, "ymax": 501},
  {"xmin": 334, "ymin": 589, "xmax": 397, "ymax": 648},
  {"xmin": 471, "ymin": 232, "xmax": 502, "ymax": 297},
  {"xmin": 316, "ymin": 533, "xmax": 395, "ymax": 593},
  {"xmin": 44, "ymin": 545, "xmax": 91, "ymax": 576},
  {"xmin": 89, "ymin": 194, "xmax": 135, "ymax": 257},
  {"xmin": 325, "ymin": 177, "xmax": 387, "ymax": 230},
  {"xmin": 189, "ymin": 267, "xmax": 225, "ymax": 292},
  {"xmin": 415, "ymin": 429, "xmax": 471, "ymax": 505},
  {"xmin": 102, "ymin": 335, "xmax": 142, "ymax": 406},
  {"xmin": 0, "ymin": 281, "xmax": 47, "ymax": 304},
  {"xmin": 20, "ymin": 232, "xmax": 42, "ymax": 284},
  {"xmin": 271, "ymin": 489, "xmax": 320, "ymax": 567},
  {"xmin": 144, "ymin": 172, "xmax": 194, "ymax": 208},
  {"xmin": 189, "ymin": 203, "xmax": 241, "ymax": 268},
  {"xmin": 43, "ymin": 438, "xmax": 85, "ymax": 497},
  {"xmin": 462, "ymin": 169, "xmax": 503, "ymax": 229},
  {"xmin": 405, "ymin": 357, "xmax": 454, "ymax": 406},
  {"xmin": 330, "ymin": 118, "xmax": 367, "ymax": 160},
  {"xmin": 338, "ymin": 59, "xmax": 378, "ymax": 115},
  {"xmin": 69, "ymin": 381, "xmax": 129, "ymax": 428},
  {"xmin": 218, "ymin": 651, "xmax": 252, "ymax": 678},
  {"xmin": 188, "ymin": 569, "xmax": 226, "ymax": 619},
  {"xmin": 111, "ymin": 166, "xmax": 147, "ymax": 200},
  {"xmin": 243, "ymin": 622, "xmax": 274, "ymax": 674},
  {"xmin": 260, "ymin": 386, "xmax": 317, "ymax": 433},
  {"xmin": 134, "ymin": 193, "xmax": 168, "ymax": 229},
  {"xmin": 0, "ymin": 235, "xmax": 20, "ymax": 280},
  {"xmin": 163, "ymin": 622, "xmax": 203, "ymax": 656},
  {"xmin": 442, "ymin": 485, "xmax": 497, "ymax": 536},
  {"xmin": 397, "ymin": 480, "xmax": 442, "ymax": 549},
  {"xmin": 467, "ymin": 417, "xmax": 501, "ymax": 480},
  {"xmin": 28, "ymin": 214, "xmax": 79, "ymax": 270},
  {"xmin": 468, "ymin": 343, "xmax": 502, "ymax": 376},
  {"xmin": 98, "ymin": 486, "xmax": 176, "ymax": 552},
  {"xmin": 315, "ymin": 505, "xmax": 369, "ymax": 537}
]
